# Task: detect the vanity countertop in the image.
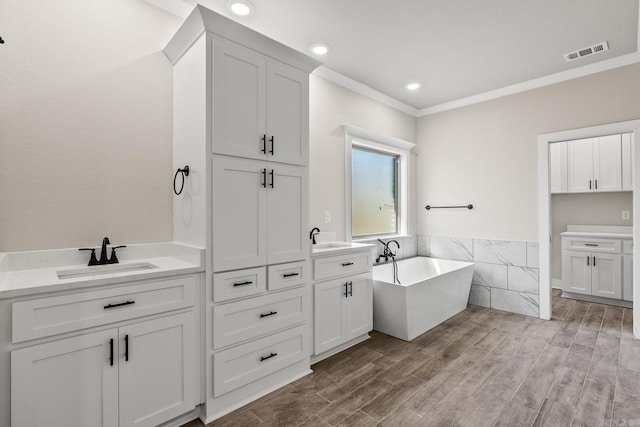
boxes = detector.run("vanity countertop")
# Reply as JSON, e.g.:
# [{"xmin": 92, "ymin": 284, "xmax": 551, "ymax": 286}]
[
  {"xmin": 560, "ymin": 225, "xmax": 633, "ymax": 240},
  {"xmin": 311, "ymin": 241, "xmax": 374, "ymax": 257},
  {"xmin": 0, "ymin": 242, "xmax": 205, "ymax": 299}
]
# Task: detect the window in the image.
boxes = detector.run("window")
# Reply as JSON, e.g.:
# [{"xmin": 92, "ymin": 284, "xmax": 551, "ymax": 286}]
[{"xmin": 344, "ymin": 125, "xmax": 415, "ymax": 240}]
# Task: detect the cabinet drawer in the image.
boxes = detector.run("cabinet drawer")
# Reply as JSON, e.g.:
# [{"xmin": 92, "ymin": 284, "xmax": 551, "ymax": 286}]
[
  {"xmin": 562, "ymin": 237, "xmax": 621, "ymax": 253},
  {"xmin": 623, "ymin": 239, "xmax": 633, "ymax": 254},
  {"xmin": 313, "ymin": 252, "xmax": 371, "ymax": 281},
  {"xmin": 212, "ymin": 287, "xmax": 307, "ymax": 349},
  {"xmin": 12, "ymin": 275, "xmax": 197, "ymax": 343},
  {"xmin": 213, "ymin": 325, "xmax": 307, "ymax": 397},
  {"xmin": 268, "ymin": 261, "xmax": 307, "ymax": 291},
  {"xmin": 213, "ymin": 267, "xmax": 266, "ymax": 303}
]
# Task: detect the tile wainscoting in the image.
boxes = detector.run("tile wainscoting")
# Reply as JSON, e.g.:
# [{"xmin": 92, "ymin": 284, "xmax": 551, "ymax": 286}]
[{"xmin": 358, "ymin": 235, "xmax": 540, "ymax": 317}]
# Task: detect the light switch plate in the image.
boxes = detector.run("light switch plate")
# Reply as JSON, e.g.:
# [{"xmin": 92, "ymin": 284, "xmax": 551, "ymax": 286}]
[
  {"xmin": 622, "ymin": 210, "xmax": 631, "ymax": 220},
  {"xmin": 324, "ymin": 210, "xmax": 331, "ymax": 224}
]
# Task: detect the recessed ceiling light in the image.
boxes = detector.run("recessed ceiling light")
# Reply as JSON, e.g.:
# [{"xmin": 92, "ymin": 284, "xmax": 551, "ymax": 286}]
[
  {"xmin": 310, "ymin": 43, "xmax": 330, "ymax": 56},
  {"xmin": 406, "ymin": 82, "xmax": 421, "ymax": 91},
  {"xmin": 228, "ymin": 0, "xmax": 254, "ymax": 16}
]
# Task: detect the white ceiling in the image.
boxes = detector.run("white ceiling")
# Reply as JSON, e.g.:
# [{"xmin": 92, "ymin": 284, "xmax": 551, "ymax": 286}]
[{"xmin": 149, "ymin": 0, "xmax": 640, "ymax": 113}]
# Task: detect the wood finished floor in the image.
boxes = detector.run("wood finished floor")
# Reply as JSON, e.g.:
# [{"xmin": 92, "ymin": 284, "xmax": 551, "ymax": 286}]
[{"xmin": 185, "ymin": 290, "xmax": 640, "ymax": 427}]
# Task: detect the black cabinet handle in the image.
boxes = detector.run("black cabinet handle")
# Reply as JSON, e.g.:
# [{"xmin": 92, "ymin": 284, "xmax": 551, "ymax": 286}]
[
  {"xmin": 283, "ymin": 272, "xmax": 299, "ymax": 278},
  {"xmin": 260, "ymin": 311, "xmax": 278, "ymax": 318},
  {"xmin": 233, "ymin": 281, "xmax": 253, "ymax": 287},
  {"xmin": 595, "ymin": 179, "xmax": 598, "ymax": 189},
  {"xmin": 262, "ymin": 168, "xmax": 267, "ymax": 188},
  {"xmin": 260, "ymin": 352, "xmax": 277, "ymax": 362},
  {"xmin": 261, "ymin": 134, "xmax": 266, "ymax": 154},
  {"xmin": 109, "ymin": 338, "xmax": 114, "ymax": 366},
  {"xmin": 124, "ymin": 334, "xmax": 129, "ymax": 362},
  {"xmin": 587, "ymin": 256, "xmax": 590, "ymax": 266},
  {"xmin": 269, "ymin": 170, "xmax": 274, "ymax": 188},
  {"xmin": 348, "ymin": 281, "xmax": 353, "ymax": 296},
  {"xmin": 344, "ymin": 282, "xmax": 349, "ymax": 297},
  {"xmin": 593, "ymin": 256, "xmax": 596, "ymax": 266},
  {"xmin": 269, "ymin": 136, "xmax": 274, "ymax": 155},
  {"xmin": 584, "ymin": 243, "xmax": 599, "ymax": 247},
  {"xmin": 104, "ymin": 300, "xmax": 135, "ymax": 310},
  {"xmin": 589, "ymin": 179, "xmax": 592, "ymax": 189},
  {"xmin": 341, "ymin": 262, "xmax": 354, "ymax": 267}
]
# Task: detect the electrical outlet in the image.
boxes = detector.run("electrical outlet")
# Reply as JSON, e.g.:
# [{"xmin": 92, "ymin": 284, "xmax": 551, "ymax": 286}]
[
  {"xmin": 622, "ymin": 210, "xmax": 631, "ymax": 220},
  {"xmin": 324, "ymin": 210, "xmax": 331, "ymax": 224}
]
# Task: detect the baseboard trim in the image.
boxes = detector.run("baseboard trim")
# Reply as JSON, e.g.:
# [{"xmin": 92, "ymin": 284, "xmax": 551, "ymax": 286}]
[
  {"xmin": 561, "ymin": 290, "xmax": 633, "ymax": 308},
  {"xmin": 310, "ymin": 333, "xmax": 370, "ymax": 364}
]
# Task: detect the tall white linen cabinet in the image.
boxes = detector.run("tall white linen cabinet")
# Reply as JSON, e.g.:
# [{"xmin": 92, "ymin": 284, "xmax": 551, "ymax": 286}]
[{"xmin": 164, "ymin": 6, "xmax": 321, "ymax": 423}]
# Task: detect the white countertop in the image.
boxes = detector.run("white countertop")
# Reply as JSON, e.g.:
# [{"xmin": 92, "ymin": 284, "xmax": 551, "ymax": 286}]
[
  {"xmin": 0, "ymin": 242, "xmax": 205, "ymax": 299},
  {"xmin": 561, "ymin": 225, "xmax": 633, "ymax": 240},
  {"xmin": 311, "ymin": 241, "xmax": 374, "ymax": 257}
]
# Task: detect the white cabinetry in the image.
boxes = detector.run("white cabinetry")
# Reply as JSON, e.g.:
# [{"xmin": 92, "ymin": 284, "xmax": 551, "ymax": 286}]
[
  {"xmin": 11, "ymin": 277, "xmax": 198, "ymax": 427},
  {"xmin": 311, "ymin": 247, "xmax": 373, "ymax": 362},
  {"xmin": 622, "ymin": 133, "xmax": 633, "ymax": 191},
  {"xmin": 567, "ymin": 135, "xmax": 622, "ymax": 193},
  {"xmin": 623, "ymin": 239, "xmax": 633, "ymax": 301},
  {"xmin": 550, "ymin": 141, "xmax": 567, "ymax": 193}
]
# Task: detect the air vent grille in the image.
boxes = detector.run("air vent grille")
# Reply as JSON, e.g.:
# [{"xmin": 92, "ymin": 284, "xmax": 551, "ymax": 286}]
[{"xmin": 564, "ymin": 41, "xmax": 609, "ymax": 62}]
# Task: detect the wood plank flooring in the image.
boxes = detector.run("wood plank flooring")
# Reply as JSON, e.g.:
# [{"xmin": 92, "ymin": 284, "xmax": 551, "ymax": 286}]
[{"xmin": 184, "ymin": 290, "xmax": 640, "ymax": 427}]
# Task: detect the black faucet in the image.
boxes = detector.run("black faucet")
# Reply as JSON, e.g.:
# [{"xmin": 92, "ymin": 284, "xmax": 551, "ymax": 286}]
[
  {"xmin": 310, "ymin": 227, "xmax": 320, "ymax": 245},
  {"xmin": 376, "ymin": 239, "xmax": 400, "ymax": 263},
  {"xmin": 79, "ymin": 237, "xmax": 126, "ymax": 266}
]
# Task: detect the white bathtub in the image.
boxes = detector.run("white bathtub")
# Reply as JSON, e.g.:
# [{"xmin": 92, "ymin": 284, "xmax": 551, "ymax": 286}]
[{"xmin": 372, "ymin": 256, "xmax": 474, "ymax": 341}]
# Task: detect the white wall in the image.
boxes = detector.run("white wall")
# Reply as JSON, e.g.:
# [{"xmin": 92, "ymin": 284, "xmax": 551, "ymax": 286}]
[
  {"xmin": 0, "ymin": 0, "xmax": 181, "ymax": 252},
  {"xmin": 309, "ymin": 75, "xmax": 417, "ymax": 240},
  {"xmin": 417, "ymin": 62, "xmax": 640, "ymax": 242}
]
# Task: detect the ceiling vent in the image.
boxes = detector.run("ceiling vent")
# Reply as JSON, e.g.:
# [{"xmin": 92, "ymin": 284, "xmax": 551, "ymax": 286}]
[{"xmin": 564, "ymin": 41, "xmax": 609, "ymax": 62}]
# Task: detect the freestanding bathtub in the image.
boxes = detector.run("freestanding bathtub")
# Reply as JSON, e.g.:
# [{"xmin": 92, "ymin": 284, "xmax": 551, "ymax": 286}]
[{"xmin": 372, "ymin": 256, "xmax": 474, "ymax": 341}]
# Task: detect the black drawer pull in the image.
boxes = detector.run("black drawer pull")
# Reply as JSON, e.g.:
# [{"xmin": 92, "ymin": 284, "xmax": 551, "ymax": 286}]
[
  {"xmin": 260, "ymin": 352, "xmax": 277, "ymax": 362},
  {"xmin": 124, "ymin": 334, "xmax": 129, "ymax": 362},
  {"xmin": 283, "ymin": 272, "xmax": 299, "ymax": 278},
  {"xmin": 584, "ymin": 243, "xmax": 599, "ymax": 247},
  {"xmin": 109, "ymin": 338, "xmax": 114, "ymax": 366},
  {"xmin": 341, "ymin": 262, "xmax": 354, "ymax": 267},
  {"xmin": 104, "ymin": 300, "xmax": 135, "ymax": 310},
  {"xmin": 260, "ymin": 311, "xmax": 278, "ymax": 318},
  {"xmin": 344, "ymin": 282, "xmax": 349, "ymax": 297},
  {"xmin": 233, "ymin": 281, "xmax": 253, "ymax": 287}
]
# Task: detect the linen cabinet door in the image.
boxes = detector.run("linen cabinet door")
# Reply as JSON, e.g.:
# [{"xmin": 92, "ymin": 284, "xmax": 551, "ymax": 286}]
[
  {"xmin": 119, "ymin": 313, "xmax": 195, "ymax": 427},
  {"xmin": 562, "ymin": 250, "xmax": 591, "ymax": 295},
  {"xmin": 591, "ymin": 253, "xmax": 622, "ymax": 300},
  {"xmin": 593, "ymin": 134, "xmax": 622, "ymax": 192},
  {"xmin": 213, "ymin": 39, "xmax": 267, "ymax": 160},
  {"xmin": 213, "ymin": 156, "xmax": 267, "ymax": 271},
  {"xmin": 345, "ymin": 274, "xmax": 373, "ymax": 340},
  {"xmin": 266, "ymin": 60, "xmax": 308, "ymax": 166},
  {"xmin": 11, "ymin": 329, "xmax": 119, "ymax": 427},
  {"xmin": 266, "ymin": 163, "xmax": 308, "ymax": 264},
  {"xmin": 567, "ymin": 138, "xmax": 594, "ymax": 193},
  {"xmin": 549, "ymin": 141, "xmax": 567, "ymax": 194},
  {"xmin": 314, "ymin": 279, "xmax": 347, "ymax": 355}
]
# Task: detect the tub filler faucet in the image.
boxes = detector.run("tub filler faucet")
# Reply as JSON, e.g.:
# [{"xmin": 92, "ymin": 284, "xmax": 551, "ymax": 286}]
[{"xmin": 377, "ymin": 239, "xmax": 401, "ymax": 284}]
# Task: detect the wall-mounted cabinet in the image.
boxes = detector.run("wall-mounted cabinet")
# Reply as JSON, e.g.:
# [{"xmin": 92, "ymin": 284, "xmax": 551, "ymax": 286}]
[{"xmin": 550, "ymin": 141, "xmax": 567, "ymax": 193}]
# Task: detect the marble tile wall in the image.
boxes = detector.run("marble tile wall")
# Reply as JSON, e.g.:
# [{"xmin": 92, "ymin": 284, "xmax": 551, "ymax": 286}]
[{"xmin": 418, "ymin": 236, "xmax": 540, "ymax": 317}]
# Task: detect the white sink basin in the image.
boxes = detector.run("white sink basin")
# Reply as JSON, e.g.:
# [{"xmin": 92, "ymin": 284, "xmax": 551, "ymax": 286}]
[
  {"xmin": 313, "ymin": 242, "xmax": 352, "ymax": 249},
  {"xmin": 57, "ymin": 262, "xmax": 158, "ymax": 279}
]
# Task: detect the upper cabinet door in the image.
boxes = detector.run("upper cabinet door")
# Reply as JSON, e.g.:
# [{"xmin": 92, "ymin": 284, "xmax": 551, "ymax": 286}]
[
  {"xmin": 266, "ymin": 61, "xmax": 308, "ymax": 166},
  {"xmin": 213, "ymin": 156, "xmax": 267, "ymax": 272},
  {"xmin": 593, "ymin": 134, "xmax": 622, "ymax": 192},
  {"xmin": 622, "ymin": 133, "xmax": 633, "ymax": 191},
  {"xmin": 213, "ymin": 40, "xmax": 267, "ymax": 160},
  {"xmin": 567, "ymin": 138, "xmax": 594, "ymax": 193},
  {"xmin": 266, "ymin": 164, "xmax": 308, "ymax": 264},
  {"xmin": 549, "ymin": 141, "xmax": 567, "ymax": 193}
]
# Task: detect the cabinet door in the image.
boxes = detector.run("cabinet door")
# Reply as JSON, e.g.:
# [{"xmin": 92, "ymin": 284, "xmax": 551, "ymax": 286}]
[
  {"xmin": 213, "ymin": 39, "xmax": 267, "ymax": 160},
  {"xmin": 119, "ymin": 313, "xmax": 195, "ymax": 427},
  {"xmin": 345, "ymin": 274, "xmax": 373, "ymax": 340},
  {"xmin": 314, "ymin": 278, "xmax": 347, "ymax": 355},
  {"xmin": 593, "ymin": 134, "xmax": 622, "ymax": 192},
  {"xmin": 12, "ymin": 329, "xmax": 119, "ymax": 427},
  {"xmin": 266, "ymin": 163, "xmax": 308, "ymax": 264},
  {"xmin": 591, "ymin": 253, "xmax": 622, "ymax": 300},
  {"xmin": 549, "ymin": 141, "xmax": 567, "ymax": 193},
  {"xmin": 623, "ymin": 254, "xmax": 633, "ymax": 302},
  {"xmin": 622, "ymin": 133, "xmax": 633, "ymax": 191},
  {"xmin": 266, "ymin": 61, "xmax": 309, "ymax": 166},
  {"xmin": 562, "ymin": 250, "xmax": 591, "ymax": 295},
  {"xmin": 567, "ymin": 138, "xmax": 594, "ymax": 193},
  {"xmin": 213, "ymin": 156, "xmax": 267, "ymax": 271}
]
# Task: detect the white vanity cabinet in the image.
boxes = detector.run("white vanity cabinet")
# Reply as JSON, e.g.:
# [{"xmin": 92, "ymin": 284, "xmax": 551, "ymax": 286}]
[
  {"xmin": 10, "ymin": 275, "xmax": 199, "ymax": 427},
  {"xmin": 567, "ymin": 134, "xmax": 622, "ymax": 193},
  {"xmin": 212, "ymin": 156, "xmax": 307, "ymax": 272},
  {"xmin": 311, "ymin": 246, "xmax": 373, "ymax": 362},
  {"xmin": 561, "ymin": 229, "xmax": 632, "ymax": 303},
  {"xmin": 213, "ymin": 38, "xmax": 309, "ymax": 166}
]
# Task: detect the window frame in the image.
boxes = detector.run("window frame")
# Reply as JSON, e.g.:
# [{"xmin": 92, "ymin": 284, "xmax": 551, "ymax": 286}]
[{"xmin": 344, "ymin": 124, "xmax": 415, "ymax": 241}]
